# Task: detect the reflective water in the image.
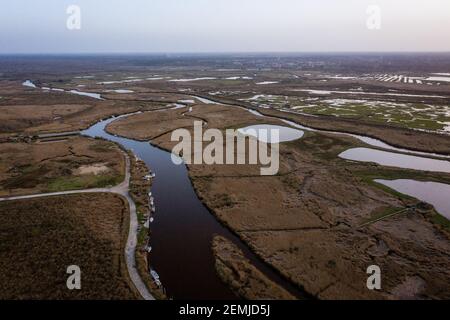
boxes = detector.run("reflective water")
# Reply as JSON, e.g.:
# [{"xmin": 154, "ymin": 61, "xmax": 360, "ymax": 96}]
[{"xmin": 339, "ymin": 148, "xmax": 450, "ymax": 173}]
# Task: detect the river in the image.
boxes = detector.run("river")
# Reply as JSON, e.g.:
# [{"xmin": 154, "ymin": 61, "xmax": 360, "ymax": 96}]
[{"xmin": 81, "ymin": 114, "xmax": 306, "ymax": 300}]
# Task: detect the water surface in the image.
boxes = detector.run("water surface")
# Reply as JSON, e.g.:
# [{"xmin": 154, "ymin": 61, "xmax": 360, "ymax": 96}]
[
  {"xmin": 82, "ymin": 114, "xmax": 305, "ymax": 300},
  {"xmin": 69, "ymin": 90, "xmax": 103, "ymax": 100}
]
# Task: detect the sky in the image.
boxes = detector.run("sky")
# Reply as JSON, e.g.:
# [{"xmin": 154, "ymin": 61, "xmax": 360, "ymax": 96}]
[{"xmin": 1, "ymin": 0, "xmax": 449, "ymax": 53}]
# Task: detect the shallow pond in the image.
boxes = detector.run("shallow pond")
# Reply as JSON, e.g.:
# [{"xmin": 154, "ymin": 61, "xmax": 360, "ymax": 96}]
[
  {"xmin": 106, "ymin": 89, "xmax": 134, "ymax": 93},
  {"xmin": 375, "ymin": 179, "xmax": 450, "ymax": 219},
  {"xmin": 339, "ymin": 148, "xmax": 450, "ymax": 173}
]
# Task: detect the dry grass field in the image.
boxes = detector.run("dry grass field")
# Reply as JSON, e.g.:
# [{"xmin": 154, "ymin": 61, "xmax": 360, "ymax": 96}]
[
  {"xmin": 0, "ymin": 193, "xmax": 138, "ymax": 299},
  {"xmin": 107, "ymin": 107, "xmax": 194, "ymax": 141},
  {"xmin": 0, "ymin": 137, "xmax": 124, "ymax": 196},
  {"xmin": 127, "ymin": 152, "xmax": 167, "ymax": 300}
]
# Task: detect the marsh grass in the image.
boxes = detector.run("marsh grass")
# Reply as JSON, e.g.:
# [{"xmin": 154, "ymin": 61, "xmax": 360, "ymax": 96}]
[{"xmin": 0, "ymin": 193, "xmax": 138, "ymax": 299}]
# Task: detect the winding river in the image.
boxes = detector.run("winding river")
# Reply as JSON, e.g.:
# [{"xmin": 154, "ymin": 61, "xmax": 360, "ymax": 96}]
[{"xmin": 81, "ymin": 114, "xmax": 306, "ymax": 300}]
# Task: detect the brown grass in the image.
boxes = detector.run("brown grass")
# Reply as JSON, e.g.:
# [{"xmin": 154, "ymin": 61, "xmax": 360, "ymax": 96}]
[
  {"xmin": 0, "ymin": 193, "xmax": 138, "ymax": 299},
  {"xmin": 255, "ymin": 107, "xmax": 450, "ymax": 155},
  {"xmin": 107, "ymin": 107, "xmax": 192, "ymax": 141}
]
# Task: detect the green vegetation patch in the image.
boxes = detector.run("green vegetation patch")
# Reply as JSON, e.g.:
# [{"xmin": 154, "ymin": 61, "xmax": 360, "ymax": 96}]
[
  {"xmin": 431, "ymin": 213, "xmax": 450, "ymax": 232},
  {"xmin": 45, "ymin": 174, "xmax": 123, "ymax": 192}
]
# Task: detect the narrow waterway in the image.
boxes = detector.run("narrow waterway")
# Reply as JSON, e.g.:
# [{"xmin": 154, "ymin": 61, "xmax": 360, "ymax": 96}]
[{"xmin": 81, "ymin": 114, "xmax": 307, "ymax": 300}]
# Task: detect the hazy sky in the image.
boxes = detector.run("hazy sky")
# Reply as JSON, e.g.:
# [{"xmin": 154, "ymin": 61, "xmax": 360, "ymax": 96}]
[{"xmin": 1, "ymin": 0, "xmax": 449, "ymax": 53}]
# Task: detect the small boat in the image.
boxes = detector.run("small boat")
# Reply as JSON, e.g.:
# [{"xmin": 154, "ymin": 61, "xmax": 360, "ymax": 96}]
[{"xmin": 150, "ymin": 269, "xmax": 162, "ymax": 287}]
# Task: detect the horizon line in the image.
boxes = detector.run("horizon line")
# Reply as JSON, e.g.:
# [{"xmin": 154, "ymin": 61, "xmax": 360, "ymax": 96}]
[{"xmin": 1, "ymin": 51, "xmax": 450, "ymax": 56}]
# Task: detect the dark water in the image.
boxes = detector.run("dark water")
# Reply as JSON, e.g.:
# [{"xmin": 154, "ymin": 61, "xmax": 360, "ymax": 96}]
[{"xmin": 82, "ymin": 114, "xmax": 306, "ymax": 300}]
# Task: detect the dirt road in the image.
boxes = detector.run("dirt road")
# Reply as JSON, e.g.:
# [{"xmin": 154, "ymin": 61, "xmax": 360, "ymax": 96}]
[{"xmin": 0, "ymin": 153, "xmax": 155, "ymax": 300}]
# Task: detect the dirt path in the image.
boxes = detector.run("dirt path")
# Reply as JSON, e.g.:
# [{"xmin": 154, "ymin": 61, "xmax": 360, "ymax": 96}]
[{"xmin": 0, "ymin": 153, "xmax": 155, "ymax": 301}]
